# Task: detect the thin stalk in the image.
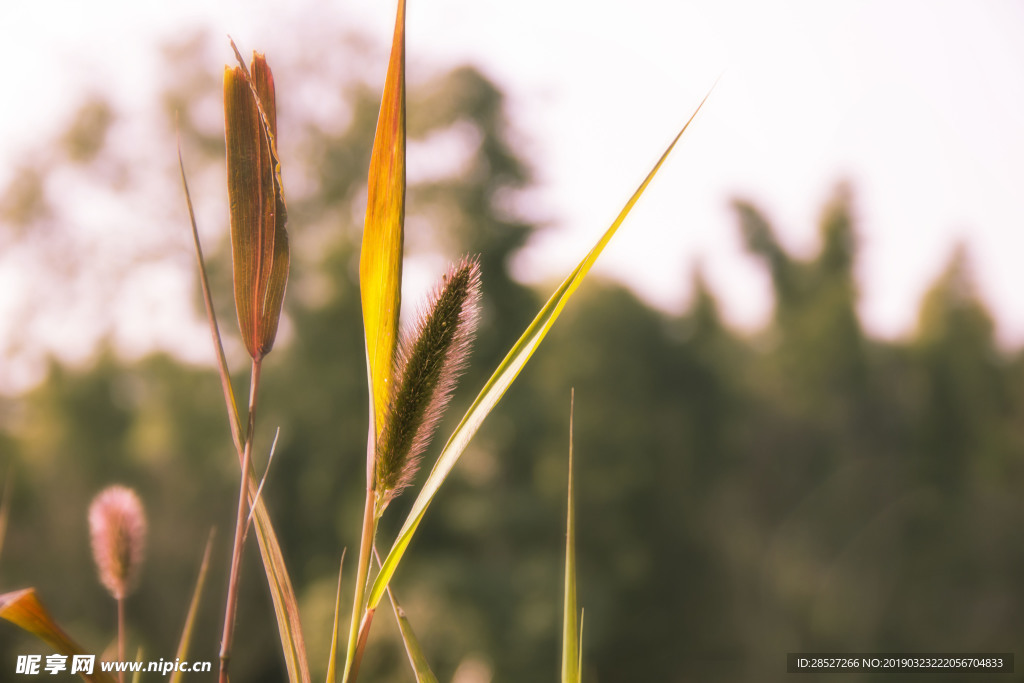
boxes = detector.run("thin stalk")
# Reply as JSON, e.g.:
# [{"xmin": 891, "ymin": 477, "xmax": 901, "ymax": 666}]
[
  {"xmin": 219, "ymin": 359, "xmax": 262, "ymax": 683},
  {"xmin": 178, "ymin": 142, "xmax": 243, "ymax": 453},
  {"xmin": 117, "ymin": 597, "xmax": 125, "ymax": 683},
  {"xmin": 350, "ymin": 609, "xmax": 375, "ymax": 682},
  {"xmin": 342, "ymin": 487, "xmax": 377, "ymax": 683}
]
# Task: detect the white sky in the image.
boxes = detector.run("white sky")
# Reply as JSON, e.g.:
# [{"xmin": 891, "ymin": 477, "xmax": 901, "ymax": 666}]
[{"xmin": 1, "ymin": 0, "xmax": 1023, "ymax": 369}]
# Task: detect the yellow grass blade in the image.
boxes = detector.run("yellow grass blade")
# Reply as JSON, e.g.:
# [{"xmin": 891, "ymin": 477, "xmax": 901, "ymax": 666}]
[
  {"xmin": 561, "ymin": 391, "xmax": 580, "ymax": 683},
  {"xmin": 131, "ymin": 648, "xmax": 143, "ymax": 683},
  {"xmin": 170, "ymin": 531, "xmax": 215, "ymax": 683},
  {"xmin": 324, "ymin": 551, "xmax": 345, "ymax": 683},
  {"xmin": 343, "ymin": 3, "xmax": 407, "ymax": 680},
  {"xmin": 0, "ymin": 588, "xmax": 117, "ymax": 683},
  {"xmin": 360, "ymin": 0, "xmax": 407, "ymax": 440},
  {"xmin": 368, "ymin": 92, "xmax": 713, "ymax": 611},
  {"xmin": 251, "ymin": 483, "xmax": 312, "ymax": 683}
]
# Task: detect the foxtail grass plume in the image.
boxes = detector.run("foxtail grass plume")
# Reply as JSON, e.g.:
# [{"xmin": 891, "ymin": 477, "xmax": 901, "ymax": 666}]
[
  {"xmin": 88, "ymin": 486, "xmax": 147, "ymax": 601},
  {"xmin": 375, "ymin": 257, "xmax": 481, "ymax": 513},
  {"xmin": 224, "ymin": 49, "xmax": 290, "ymax": 360}
]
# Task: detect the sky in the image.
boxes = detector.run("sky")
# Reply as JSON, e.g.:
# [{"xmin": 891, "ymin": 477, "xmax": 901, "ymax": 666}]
[{"xmin": 1, "ymin": 0, "xmax": 1023, "ymax": 385}]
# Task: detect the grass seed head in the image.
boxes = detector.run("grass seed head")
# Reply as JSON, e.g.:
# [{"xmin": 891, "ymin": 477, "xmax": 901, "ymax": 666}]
[
  {"xmin": 88, "ymin": 485, "xmax": 147, "ymax": 601},
  {"xmin": 375, "ymin": 257, "xmax": 481, "ymax": 513}
]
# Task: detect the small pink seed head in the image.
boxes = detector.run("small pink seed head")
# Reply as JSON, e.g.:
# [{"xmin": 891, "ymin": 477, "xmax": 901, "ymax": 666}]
[{"xmin": 88, "ymin": 485, "xmax": 147, "ymax": 600}]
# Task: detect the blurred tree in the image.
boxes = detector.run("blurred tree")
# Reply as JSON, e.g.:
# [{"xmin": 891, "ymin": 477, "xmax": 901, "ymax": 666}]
[{"xmin": 915, "ymin": 244, "xmax": 1007, "ymax": 495}]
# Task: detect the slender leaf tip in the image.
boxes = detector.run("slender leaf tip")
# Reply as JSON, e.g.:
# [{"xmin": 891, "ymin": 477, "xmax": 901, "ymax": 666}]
[{"xmin": 360, "ymin": 0, "xmax": 408, "ymax": 441}]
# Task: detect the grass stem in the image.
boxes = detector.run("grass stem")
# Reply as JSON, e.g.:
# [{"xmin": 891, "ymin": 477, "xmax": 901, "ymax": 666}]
[
  {"xmin": 219, "ymin": 359, "xmax": 262, "ymax": 683},
  {"xmin": 342, "ymin": 485, "xmax": 377, "ymax": 683},
  {"xmin": 117, "ymin": 596, "xmax": 125, "ymax": 683}
]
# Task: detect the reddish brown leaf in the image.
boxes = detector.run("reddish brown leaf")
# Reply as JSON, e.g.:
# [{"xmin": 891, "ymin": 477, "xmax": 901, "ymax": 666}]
[
  {"xmin": 224, "ymin": 52, "xmax": 289, "ymax": 360},
  {"xmin": 0, "ymin": 588, "xmax": 116, "ymax": 683}
]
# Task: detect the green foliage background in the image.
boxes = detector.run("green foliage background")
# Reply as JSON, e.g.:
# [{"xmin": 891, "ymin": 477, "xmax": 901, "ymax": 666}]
[{"xmin": 2, "ymin": 27, "xmax": 1023, "ymax": 683}]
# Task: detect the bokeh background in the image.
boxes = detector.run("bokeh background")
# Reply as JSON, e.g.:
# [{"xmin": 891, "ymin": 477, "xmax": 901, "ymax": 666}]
[{"xmin": 1, "ymin": 1, "xmax": 1023, "ymax": 681}]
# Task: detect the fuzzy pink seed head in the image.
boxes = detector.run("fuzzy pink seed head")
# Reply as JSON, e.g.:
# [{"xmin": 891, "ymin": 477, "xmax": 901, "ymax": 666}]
[{"xmin": 88, "ymin": 485, "xmax": 147, "ymax": 600}]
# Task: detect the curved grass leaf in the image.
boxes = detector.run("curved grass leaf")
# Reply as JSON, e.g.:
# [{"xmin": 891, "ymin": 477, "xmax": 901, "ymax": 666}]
[
  {"xmin": 360, "ymin": 0, "xmax": 407, "ymax": 440},
  {"xmin": 368, "ymin": 92, "xmax": 713, "ymax": 611},
  {"xmin": 0, "ymin": 588, "xmax": 116, "ymax": 683}
]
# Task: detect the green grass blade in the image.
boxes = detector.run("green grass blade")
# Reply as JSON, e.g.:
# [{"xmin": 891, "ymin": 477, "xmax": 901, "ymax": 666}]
[
  {"xmin": 578, "ymin": 609, "xmax": 585, "ymax": 678},
  {"xmin": 373, "ymin": 548, "xmax": 438, "ymax": 683},
  {"xmin": 368, "ymin": 93, "xmax": 712, "ymax": 611},
  {"xmin": 389, "ymin": 594, "xmax": 438, "ymax": 683},
  {"xmin": 170, "ymin": 530, "xmax": 215, "ymax": 683},
  {"xmin": 325, "ymin": 551, "xmax": 345, "ymax": 683},
  {"xmin": 561, "ymin": 391, "xmax": 579, "ymax": 683},
  {"xmin": 131, "ymin": 648, "xmax": 143, "ymax": 683}
]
